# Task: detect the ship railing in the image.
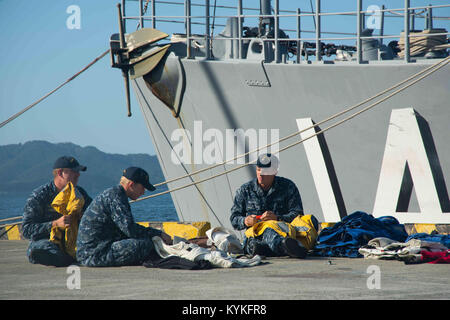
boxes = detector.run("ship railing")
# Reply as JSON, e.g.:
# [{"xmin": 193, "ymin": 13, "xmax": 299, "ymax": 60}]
[{"xmin": 121, "ymin": 0, "xmax": 449, "ymax": 64}]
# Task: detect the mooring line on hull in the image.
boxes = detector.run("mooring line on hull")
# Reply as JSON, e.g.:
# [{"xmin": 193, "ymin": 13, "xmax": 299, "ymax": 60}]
[
  {"xmin": 133, "ymin": 55, "xmax": 450, "ymax": 203},
  {"xmin": 0, "ymin": 49, "xmax": 110, "ymax": 129},
  {"xmin": 137, "ymin": 55, "xmax": 450, "ymax": 196}
]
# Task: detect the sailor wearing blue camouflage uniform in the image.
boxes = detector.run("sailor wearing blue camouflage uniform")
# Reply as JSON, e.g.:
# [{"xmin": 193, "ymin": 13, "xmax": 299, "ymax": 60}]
[
  {"xmin": 230, "ymin": 153, "xmax": 307, "ymax": 258},
  {"xmin": 76, "ymin": 167, "xmax": 172, "ymax": 267},
  {"xmin": 22, "ymin": 156, "xmax": 92, "ymax": 267}
]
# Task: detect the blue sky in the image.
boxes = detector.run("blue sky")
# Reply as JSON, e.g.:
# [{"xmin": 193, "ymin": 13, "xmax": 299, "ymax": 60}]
[{"xmin": 0, "ymin": 0, "xmax": 448, "ymax": 155}]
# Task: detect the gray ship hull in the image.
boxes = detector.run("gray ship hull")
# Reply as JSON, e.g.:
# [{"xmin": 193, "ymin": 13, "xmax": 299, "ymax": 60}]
[{"xmin": 132, "ymin": 57, "xmax": 450, "ymax": 231}]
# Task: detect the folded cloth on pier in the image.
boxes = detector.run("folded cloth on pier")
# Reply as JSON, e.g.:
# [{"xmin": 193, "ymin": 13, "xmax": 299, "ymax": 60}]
[
  {"xmin": 314, "ymin": 211, "xmax": 408, "ymax": 258},
  {"xmin": 205, "ymin": 227, "xmax": 243, "ymax": 254},
  {"xmin": 358, "ymin": 237, "xmax": 448, "ymax": 261},
  {"xmin": 143, "ymin": 249, "xmax": 213, "ymax": 270},
  {"xmin": 151, "ymin": 236, "xmax": 262, "ymax": 268}
]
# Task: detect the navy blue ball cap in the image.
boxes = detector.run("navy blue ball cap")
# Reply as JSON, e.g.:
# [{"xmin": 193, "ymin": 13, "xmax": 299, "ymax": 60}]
[
  {"xmin": 53, "ymin": 156, "xmax": 87, "ymax": 172},
  {"xmin": 123, "ymin": 167, "xmax": 156, "ymax": 191}
]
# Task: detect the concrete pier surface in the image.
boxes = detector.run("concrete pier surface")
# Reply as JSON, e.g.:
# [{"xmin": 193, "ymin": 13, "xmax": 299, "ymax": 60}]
[{"xmin": 1, "ymin": 240, "xmax": 449, "ymax": 300}]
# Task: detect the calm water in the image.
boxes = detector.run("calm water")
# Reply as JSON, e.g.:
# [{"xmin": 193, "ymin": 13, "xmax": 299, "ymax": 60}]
[{"xmin": 0, "ymin": 190, "xmax": 178, "ymax": 223}]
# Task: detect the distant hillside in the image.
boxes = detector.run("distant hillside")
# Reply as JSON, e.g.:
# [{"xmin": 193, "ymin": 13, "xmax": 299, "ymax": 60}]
[{"xmin": 0, "ymin": 140, "xmax": 165, "ymax": 195}]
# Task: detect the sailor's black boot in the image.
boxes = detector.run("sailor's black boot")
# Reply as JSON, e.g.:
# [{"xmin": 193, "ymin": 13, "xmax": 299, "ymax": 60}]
[
  {"xmin": 245, "ymin": 238, "xmax": 267, "ymax": 256},
  {"xmin": 281, "ymin": 238, "xmax": 307, "ymax": 259}
]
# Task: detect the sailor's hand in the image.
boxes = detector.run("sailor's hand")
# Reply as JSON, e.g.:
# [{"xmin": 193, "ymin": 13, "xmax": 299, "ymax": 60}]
[
  {"xmin": 52, "ymin": 215, "xmax": 71, "ymax": 228},
  {"xmin": 161, "ymin": 232, "xmax": 173, "ymax": 245},
  {"xmin": 244, "ymin": 215, "xmax": 258, "ymax": 227},
  {"xmin": 261, "ymin": 211, "xmax": 277, "ymax": 221}
]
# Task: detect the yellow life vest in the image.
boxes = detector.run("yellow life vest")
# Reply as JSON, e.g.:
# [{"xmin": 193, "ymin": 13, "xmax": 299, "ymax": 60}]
[
  {"xmin": 290, "ymin": 215, "xmax": 319, "ymax": 250},
  {"xmin": 50, "ymin": 182, "xmax": 85, "ymax": 258},
  {"xmin": 244, "ymin": 214, "xmax": 319, "ymax": 251},
  {"xmin": 245, "ymin": 220, "xmax": 297, "ymax": 240}
]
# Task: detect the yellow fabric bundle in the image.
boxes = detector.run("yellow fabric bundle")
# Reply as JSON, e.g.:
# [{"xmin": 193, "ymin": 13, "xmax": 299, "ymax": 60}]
[
  {"xmin": 245, "ymin": 220, "xmax": 297, "ymax": 240},
  {"xmin": 290, "ymin": 215, "xmax": 319, "ymax": 250},
  {"xmin": 50, "ymin": 182, "xmax": 85, "ymax": 258},
  {"xmin": 244, "ymin": 215, "xmax": 319, "ymax": 251}
]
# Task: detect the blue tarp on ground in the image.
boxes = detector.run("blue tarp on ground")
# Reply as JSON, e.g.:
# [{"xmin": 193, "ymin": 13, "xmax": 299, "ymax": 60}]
[{"xmin": 314, "ymin": 211, "xmax": 409, "ymax": 258}]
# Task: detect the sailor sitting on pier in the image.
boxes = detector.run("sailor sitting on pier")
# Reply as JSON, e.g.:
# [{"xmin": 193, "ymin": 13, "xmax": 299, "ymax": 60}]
[
  {"xmin": 76, "ymin": 167, "xmax": 172, "ymax": 267},
  {"xmin": 230, "ymin": 153, "xmax": 308, "ymax": 258},
  {"xmin": 22, "ymin": 156, "xmax": 92, "ymax": 267}
]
